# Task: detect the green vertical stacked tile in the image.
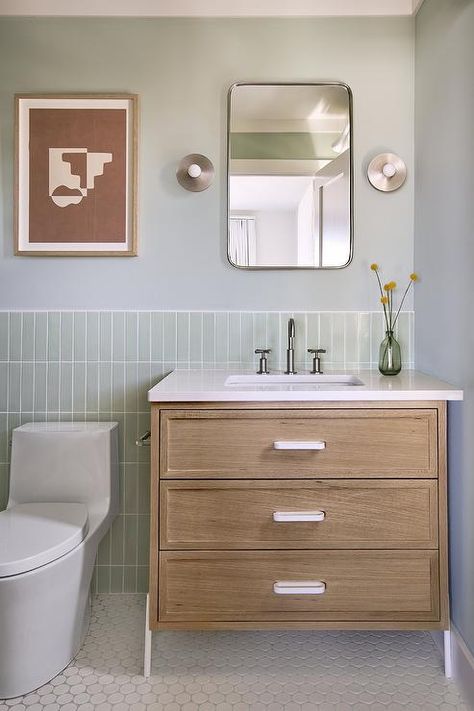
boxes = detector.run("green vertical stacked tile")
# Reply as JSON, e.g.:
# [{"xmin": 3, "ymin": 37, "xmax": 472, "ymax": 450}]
[{"xmin": 0, "ymin": 309, "xmax": 414, "ymax": 592}]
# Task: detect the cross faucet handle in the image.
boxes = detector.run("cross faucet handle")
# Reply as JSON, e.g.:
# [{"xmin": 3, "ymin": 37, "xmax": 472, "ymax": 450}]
[
  {"xmin": 308, "ymin": 348, "xmax": 326, "ymax": 375},
  {"xmin": 255, "ymin": 348, "xmax": 271, "ymax": 375}
]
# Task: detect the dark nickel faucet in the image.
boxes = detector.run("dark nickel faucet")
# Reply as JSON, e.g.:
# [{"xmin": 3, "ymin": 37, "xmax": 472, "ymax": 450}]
[{"xmin": 285, "ymin": 318, "xmax": 297, "ymax": 375}]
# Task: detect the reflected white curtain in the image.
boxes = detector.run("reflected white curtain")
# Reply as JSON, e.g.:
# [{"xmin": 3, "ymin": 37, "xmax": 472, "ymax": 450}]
[{"xmin": 229, "ymin": 217, "xmax": 257, "ymax": 266}]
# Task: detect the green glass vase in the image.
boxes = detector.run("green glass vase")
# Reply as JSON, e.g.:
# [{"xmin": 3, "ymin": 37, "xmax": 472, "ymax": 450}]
[{"xmin": 378, "ymin": 330, "xmax": 401, "ymax": 376}]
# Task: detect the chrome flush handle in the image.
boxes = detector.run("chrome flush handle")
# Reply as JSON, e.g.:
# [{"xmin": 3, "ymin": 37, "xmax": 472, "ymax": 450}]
[{"xmin": 136, "ymin": 431, "xmax": 151, "ymax": 447}]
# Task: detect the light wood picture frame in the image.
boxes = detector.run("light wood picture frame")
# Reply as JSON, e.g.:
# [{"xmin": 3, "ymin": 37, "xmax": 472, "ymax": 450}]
[{"xmin": 15, "ymin": 93, "xmax": 138, "ymax": 256}]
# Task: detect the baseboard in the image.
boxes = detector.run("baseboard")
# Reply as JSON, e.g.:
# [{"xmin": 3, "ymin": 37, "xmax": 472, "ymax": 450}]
[
  {"xmin": 432, "ymin": 628, "xmax": 474, "ymax": 708},
  {"xmin": 452, "ymin": 626, "xmax": 474, "ymax": 709}
]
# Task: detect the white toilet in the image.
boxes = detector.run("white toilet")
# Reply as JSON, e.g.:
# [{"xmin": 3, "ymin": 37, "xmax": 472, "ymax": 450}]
[{"xmin": 0, "ymin": 422, "xmax": 119, "ymax": 699}]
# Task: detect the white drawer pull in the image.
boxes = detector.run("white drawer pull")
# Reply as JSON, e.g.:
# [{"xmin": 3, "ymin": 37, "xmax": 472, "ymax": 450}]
[
  {"xmin": 273, "ymin": 510, "xmax": 326, "ymax": 523},
  {"xmin": 273, "ymin": 440, "xmax": 326, "ymax": 451},
  {"xmin": 273, "ymin": 581, "xmax": 326, "ymax": 595}
]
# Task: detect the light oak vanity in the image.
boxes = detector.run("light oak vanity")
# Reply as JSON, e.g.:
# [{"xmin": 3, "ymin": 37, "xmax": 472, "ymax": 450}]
[{"xmin": 146, "ymin": 369, "xmax": 462, "ymax": 675}]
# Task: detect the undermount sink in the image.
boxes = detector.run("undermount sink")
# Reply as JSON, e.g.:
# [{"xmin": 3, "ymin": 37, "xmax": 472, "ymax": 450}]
[{"xmin": 225, "ymin": 373, "xmax": 365, "ymax": 387}]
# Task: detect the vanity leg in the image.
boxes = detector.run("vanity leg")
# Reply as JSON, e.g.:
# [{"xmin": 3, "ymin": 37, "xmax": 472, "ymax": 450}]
[
  {"xmin": 444, "ymin": 630, "xmax": 453, "ymax": 678},
  {"xmin": 144, "ymin": 593, "xmax": 152, "ymax": 678}
]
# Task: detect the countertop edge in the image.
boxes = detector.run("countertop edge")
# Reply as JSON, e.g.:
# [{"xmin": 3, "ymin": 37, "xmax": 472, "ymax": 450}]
[{"xmin": 148, "ymin": 390, "xmax": 464, "ymax": 403}]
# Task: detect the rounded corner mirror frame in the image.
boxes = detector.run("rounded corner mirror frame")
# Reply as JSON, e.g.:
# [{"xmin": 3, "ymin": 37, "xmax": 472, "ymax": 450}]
[{"xmin": 226, "ymin": 81, "xmax": 354, "ymax": 271}]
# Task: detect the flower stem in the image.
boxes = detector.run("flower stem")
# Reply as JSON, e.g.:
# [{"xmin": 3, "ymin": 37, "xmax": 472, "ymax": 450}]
[
  {"xmin": 392, "ymin": 280, "xmax": 413, "ymax": 329},
  {"xmin": 374, "ymin": 270, "xmax": 390, "ymax": 332}
]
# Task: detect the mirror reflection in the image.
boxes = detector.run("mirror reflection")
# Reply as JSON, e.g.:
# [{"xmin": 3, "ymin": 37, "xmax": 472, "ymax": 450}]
[{"xmin": 228, "ymin": 83, "xmax": 352, "ymax": 269}]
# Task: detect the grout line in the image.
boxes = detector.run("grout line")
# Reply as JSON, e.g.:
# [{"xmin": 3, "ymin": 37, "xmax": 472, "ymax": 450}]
[
  {"xmin": 122, "ymin": 319, "xmax": 126, "ymax": 590},
  {"xmin": 200, "ymin": 312, "xmax": 204, "ymax": 366},
  {"xmin": 110, "ymin": 316, "xmax": 115, "ymax": 413},
  {"xmin": 0, "ymin": 308, "xmax": 415, "ymax": 314},
  {"xmin": 19, "ymin": 313, "xmax": 23, "ymax": 417},
  {"xmin": 343, "ymin": 313, "xmax": 346, "ymax": 370},
  {"xmin": 6, "ymin": 313, "xmax": 10, "ymax": 418},
  {"xmin": 97, "ymin": 311, "xmax": 100, "ymax": 366},
  {"xmin": 32, "ymin": 313, "xmax": 36, "ymax": 419},
  {"xmin": 239, "ymin": 312, "xmax": 243, "ymax": 365},
  {"xmin": 58, "ymin": 313, "xmax": 62, "ymax": 420},
  {"xmin": 96, "ymin": 314, "xmax": 100, "ymax": 419},
  {"xmin": 135, "ymin": 315, "xmax": 140, "ymax": 592},
  {"xmin": 45, "ymin": 314, "xmax": 49, "ymax": 415},
  {"xmin": 174, "ymin": 313, "xmax": 178, "ymax": 366},
  {"xmin": 160, "ymin": 313, "xmax": 164, "ymax": 364},
  {"xmin": 148, "ymin": 312, "xmax": 152, "ymax": 366},
  {"xmin": 330, "ymin": 313, "xmax": 334, "ymax": 364},
  {"xmin": 304, "ymin": 313, "xmax": 308, "ymax": 367},
  {"xmin": 187, "ymin": 312, "xmax": 191, "ymax": 368},
  {"xmin": 213, "ymin": 312, "xmax": 217, "ymax": 366},
  {"xmin": 369, "ymin": 312, "xmax": 373, "ymax": 368},
  {"xmin": 71, "ymin": 313, "xmax": 75, "ymax": 420}
]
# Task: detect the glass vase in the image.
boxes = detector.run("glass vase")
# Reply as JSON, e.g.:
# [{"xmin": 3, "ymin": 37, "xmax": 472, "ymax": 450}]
[{"xmin": 378, "ymin": 330, "xmax": 401, "ymax": 376}]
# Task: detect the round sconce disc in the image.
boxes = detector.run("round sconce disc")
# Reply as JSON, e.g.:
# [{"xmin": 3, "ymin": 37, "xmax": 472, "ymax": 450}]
[
  {"xmin": 177, "ymin": 154, "xmax": 214, "ymax": 192},
  {"xmin": 367, "ymin": 152, "xmax": 407, "ymax": 192}
]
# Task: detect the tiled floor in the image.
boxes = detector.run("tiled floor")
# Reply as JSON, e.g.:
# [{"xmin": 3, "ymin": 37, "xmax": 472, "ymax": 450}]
[{"xmin": 1, "ymin": 594, "xmax": 470, "ymax": 710}]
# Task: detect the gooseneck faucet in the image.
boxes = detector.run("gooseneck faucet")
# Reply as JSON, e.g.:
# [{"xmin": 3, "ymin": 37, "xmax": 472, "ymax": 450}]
[{"xmin": 285, "ymin": 318, "xmax": 297, "ymax": 375}]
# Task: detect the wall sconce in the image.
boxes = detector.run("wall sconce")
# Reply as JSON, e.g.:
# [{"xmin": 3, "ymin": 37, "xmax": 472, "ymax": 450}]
[
  {"xmin": 367, "ymin": 152, "xmax": 407, "ymax": 192},
  {"xmin": 176, "ymin": 154, "xmax": 214, "ymax": 192}
]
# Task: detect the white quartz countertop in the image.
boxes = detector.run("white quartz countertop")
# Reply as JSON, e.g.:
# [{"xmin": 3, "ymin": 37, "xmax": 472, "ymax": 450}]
[{"xmin": 147, "ymin": 369, "xmax": 463, "ymax": 402}]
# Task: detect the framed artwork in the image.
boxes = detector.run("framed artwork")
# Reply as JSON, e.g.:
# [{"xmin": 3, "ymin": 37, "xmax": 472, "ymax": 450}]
[{"xmin": 15, "ymin": 94, "xmax": 138, "ymax": 256}]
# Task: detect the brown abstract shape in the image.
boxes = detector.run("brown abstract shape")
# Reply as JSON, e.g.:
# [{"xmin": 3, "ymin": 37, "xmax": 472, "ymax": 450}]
[
  {"xmin": 52, "ymin": 185, "xmax": 83, "ymax": 197},
  {"xmin": 62, "ymin": 152, "xmax": 88, "ymax": 189}
]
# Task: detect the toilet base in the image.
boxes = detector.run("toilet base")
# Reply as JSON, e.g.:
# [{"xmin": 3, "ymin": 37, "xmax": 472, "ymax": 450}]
[{"xmin": 0, "ymin": 539, "xmax": 95, "ymax": 699}]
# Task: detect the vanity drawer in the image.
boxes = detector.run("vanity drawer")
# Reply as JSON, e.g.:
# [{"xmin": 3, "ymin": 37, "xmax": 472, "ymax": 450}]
[
  {"xmin": 160, "ymin": 409, "xmax": 438, "ymax": 479},
  {"xmin": 160, "ymin": 479, "xmax": 438, "ymax": 550},
  {"xmin": 159, "ymin": 550, "xmax": 440, "ymax": 623}
]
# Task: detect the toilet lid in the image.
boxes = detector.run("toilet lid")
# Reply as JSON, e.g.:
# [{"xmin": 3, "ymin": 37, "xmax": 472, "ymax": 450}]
[{"xmin": 0, "ymin": 502, "xmax": 89, "ymax": 577}]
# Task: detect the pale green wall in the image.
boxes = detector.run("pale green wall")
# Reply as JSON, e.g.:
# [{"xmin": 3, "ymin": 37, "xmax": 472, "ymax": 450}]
[
  {"xmin": 0, "ymin": 17, "xmax": 414, "ymax": 310},
  {"xmin": 415, "ymin": 0, "xmax": 474, "ymax": 655}
]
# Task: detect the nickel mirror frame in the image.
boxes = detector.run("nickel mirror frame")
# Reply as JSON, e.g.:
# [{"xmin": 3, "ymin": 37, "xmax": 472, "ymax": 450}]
[{"xmin": 227, "ymin": 81, "xmax": 354, "ymax": 270}]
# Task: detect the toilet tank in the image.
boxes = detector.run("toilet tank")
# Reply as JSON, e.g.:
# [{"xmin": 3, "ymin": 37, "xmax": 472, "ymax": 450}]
[{"xmin": 8, "ymin": 423, "xmax": 119, "ymax": 514}]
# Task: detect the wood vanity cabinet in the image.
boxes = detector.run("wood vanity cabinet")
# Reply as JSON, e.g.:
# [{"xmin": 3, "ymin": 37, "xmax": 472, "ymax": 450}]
[{"xmin": 149, "ymin": 401, "xmax": 448, "ymax": 631}]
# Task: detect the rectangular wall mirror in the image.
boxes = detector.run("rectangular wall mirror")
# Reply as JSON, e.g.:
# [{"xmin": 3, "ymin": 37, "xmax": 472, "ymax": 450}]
[{"xmin": 227, "ymin": 82, "xmax": 353, "ymax": 269}]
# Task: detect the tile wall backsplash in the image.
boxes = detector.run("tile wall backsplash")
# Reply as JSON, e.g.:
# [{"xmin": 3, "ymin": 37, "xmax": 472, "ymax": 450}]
[{"xmin": 0, "ymin": 310, "xmax": 414, "ymax": 592}]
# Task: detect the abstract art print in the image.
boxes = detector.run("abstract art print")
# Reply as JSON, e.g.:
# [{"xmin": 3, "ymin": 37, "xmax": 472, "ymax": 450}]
[{"xmin": 15, "ymin": 94, "xmax": 138, "ymax": 255}]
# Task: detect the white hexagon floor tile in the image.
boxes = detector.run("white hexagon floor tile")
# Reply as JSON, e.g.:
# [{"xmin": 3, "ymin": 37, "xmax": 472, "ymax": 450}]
[{"xmin": 1, "ymin": 594, "xmax": 470, "ymax": 710}]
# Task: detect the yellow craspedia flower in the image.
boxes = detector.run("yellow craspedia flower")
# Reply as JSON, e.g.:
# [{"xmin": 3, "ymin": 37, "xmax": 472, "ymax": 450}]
[
  {"xmin": 384, "ymin": 280, "xmax": 397, "ymax": 290},
  {"xmin": 410, "ymin": 273, "xmax": 419, "ymax": 282},
  {"xmin": 370, "ymin": 263, "xmax": 378, "ymax": 271},
  {"xmin": 380, "ymin": 296, "xmax": 389, "ymax": 305}
]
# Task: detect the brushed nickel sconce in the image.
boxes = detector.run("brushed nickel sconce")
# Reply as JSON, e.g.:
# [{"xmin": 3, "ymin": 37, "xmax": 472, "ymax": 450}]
[
  {"xmin": 176, "ymin": 154, "xmax": 214, "ymax": 192},
  {"xmin": 367, "ymin": 152, "xmax": 407, "ymax": 192}
]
